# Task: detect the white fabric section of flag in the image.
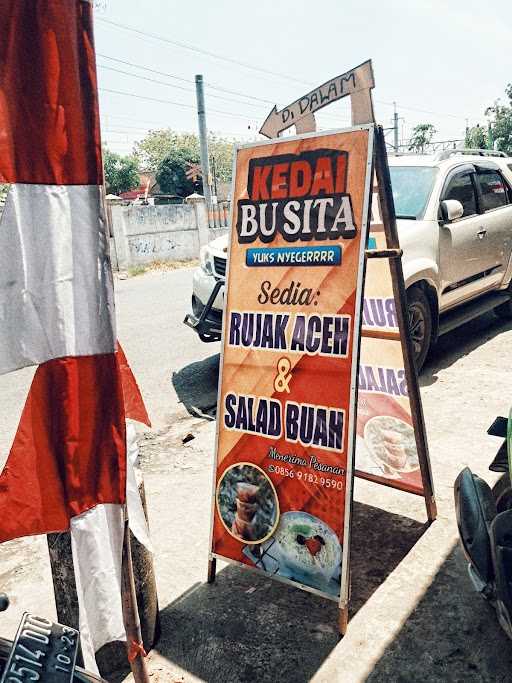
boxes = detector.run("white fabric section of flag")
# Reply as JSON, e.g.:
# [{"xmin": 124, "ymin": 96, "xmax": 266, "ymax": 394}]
[
  {"xmin": 70, "ymin": 504, "xmax": 125, "ymax": 676},
  {"xmin": 126, "ymin": 420, "xmax": 154, "ymax": 552},
  {"xmin": 71, "ymin": 424, "xmax": 152, "ymax": 675},
  {"xmin": 0, "ymin": 184, "xmax": 116, "ymax": 375}
]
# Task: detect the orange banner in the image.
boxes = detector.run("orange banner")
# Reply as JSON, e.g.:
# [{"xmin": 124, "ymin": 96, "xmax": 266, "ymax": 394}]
[{"xmin": 211, "ymin": 128, "xmax": 374, "ymax": 601}]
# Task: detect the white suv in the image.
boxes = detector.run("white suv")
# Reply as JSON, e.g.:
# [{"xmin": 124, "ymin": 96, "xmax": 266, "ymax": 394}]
[{"xmin": 185, "ymin": 150, "xmax": 512, "ymax": 370}]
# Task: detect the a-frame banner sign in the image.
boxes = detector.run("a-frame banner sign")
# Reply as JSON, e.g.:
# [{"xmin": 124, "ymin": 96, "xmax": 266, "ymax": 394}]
[
  {"xmin": 208, "ymin": 60, "xmax": 436, "ymax": 633},
  {"xmin": 356, "ymin": 169, "xmax": 435, "ymax": 500}
]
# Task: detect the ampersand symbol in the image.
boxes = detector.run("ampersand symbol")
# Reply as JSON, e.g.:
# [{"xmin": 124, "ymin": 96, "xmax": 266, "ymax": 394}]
[{"xmin": 274, "ymin": 357, "xmax": 292, "ymax": 394}]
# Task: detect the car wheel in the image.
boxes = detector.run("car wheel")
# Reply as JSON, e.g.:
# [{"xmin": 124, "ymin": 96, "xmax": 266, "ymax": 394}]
[{"xmin": 406, "ymin": 286, "xmax": 432, "ymax": 372}]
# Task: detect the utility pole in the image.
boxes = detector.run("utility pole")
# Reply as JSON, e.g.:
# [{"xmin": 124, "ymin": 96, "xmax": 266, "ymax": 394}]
[
  {"xmin": 195, "ymin": 75, "xmax": 212, "ymax": 223},
  {"xmin": 211, "ymin": 155, "xmax": 219, "ymax": 199},
  {"xmin": 393, "ymin": 102, "xmax": 399, "ymax": 153}
]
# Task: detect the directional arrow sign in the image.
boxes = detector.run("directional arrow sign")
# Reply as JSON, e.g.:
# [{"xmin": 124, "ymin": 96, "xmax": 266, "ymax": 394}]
[{"xmin": 259, "ymin": 59, "xmax": 375, "ymax": 138}]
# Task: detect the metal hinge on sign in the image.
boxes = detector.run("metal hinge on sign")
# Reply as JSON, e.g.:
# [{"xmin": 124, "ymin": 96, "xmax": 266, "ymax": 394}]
[{"xmin": 365, "ymin": 248, "xmax": 403, "ymax": 259}]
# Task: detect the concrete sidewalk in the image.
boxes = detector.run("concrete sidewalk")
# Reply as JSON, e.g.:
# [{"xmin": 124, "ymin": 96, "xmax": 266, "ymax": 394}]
[{"xmin": 120, "ymin": 309, "xmax": 512, "ymax": 682}]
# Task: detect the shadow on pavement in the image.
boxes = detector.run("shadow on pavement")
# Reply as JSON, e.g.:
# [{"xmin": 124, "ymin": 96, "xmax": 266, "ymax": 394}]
[
  {"xmin": 172, "ymin": 315, "xmax": 512, "ymax": 411},
  {"xmin": 421, "ymin": 312, "xmax": 512, "ymax": 388},
  {"xmin": 172, "ymin": 353, "xmax": 220, "ymax": 419},
  {"xmin": 152, "ymin": 502, "xmax": 426, "ymax": 683},
  {"xmin": 366, "ymin": 542, "xmax": 512, "ymax": 682}
]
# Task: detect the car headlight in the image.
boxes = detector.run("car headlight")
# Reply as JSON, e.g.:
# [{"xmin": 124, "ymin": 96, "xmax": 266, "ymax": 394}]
[{"xmin": 199, "ymin": 245, "xmax": 213, "ymax": 275}]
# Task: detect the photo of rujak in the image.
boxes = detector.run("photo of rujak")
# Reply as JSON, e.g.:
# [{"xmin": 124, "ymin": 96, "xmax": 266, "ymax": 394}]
[{"xmin": 216, "ymin": 463, "xmax": 279, "ymax": 544}]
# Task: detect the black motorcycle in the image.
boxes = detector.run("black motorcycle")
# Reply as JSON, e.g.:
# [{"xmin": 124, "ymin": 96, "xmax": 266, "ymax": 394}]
[
  {"xmin": 0, "ymin": 593, "xmax": 105, "ymax": 682},
  {"xmin": 454, "ymin": 415, "xmax": 512, "ymax": 640}
]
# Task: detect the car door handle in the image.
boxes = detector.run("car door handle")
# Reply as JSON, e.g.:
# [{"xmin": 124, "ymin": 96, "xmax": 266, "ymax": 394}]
[{"xmin": 477, "ymin": 229, "xmax": 487, "ymax": 238}]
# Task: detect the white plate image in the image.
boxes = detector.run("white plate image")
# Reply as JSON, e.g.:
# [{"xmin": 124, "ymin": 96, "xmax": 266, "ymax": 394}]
[
  {"xmin": 364, "ymin": 415, "xmax": 419, "ymax": 475},
  {"xmin": 355, "ymin": 435, "xmax": 400, "ymax": 480}
]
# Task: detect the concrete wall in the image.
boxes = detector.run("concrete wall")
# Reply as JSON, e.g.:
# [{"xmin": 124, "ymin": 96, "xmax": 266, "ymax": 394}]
[{"xmin": 110, "ymin": 198, "xmax": 228, "ymax": 269}]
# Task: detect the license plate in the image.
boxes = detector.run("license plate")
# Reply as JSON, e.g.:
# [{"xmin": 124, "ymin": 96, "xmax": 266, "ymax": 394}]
[{"xmin": 1, "ymin": 613, "xmax": 79, "ymax": 683}]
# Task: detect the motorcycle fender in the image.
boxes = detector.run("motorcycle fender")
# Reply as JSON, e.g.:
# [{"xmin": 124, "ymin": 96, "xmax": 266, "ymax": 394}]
[{"xmin": 454, "ymin": 467, "xmax": 497, "ymax": 586}]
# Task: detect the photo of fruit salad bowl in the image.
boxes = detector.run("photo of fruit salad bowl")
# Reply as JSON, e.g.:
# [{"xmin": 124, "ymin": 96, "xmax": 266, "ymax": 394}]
[{"xmin": 271, "ymin": 511, "xmax": 342, "ymax": 594}]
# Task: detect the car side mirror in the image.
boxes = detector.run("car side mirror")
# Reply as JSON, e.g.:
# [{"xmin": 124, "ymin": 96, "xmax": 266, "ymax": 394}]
[{"xmin": 440, "ymin": 199, "xmax": 464, "ymax": 223}]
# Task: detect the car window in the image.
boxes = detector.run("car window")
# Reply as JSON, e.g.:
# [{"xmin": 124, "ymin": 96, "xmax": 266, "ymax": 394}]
[
  {"xmin": 443, "ymin": 172, "xmax": 477, "ymax": 218},
  {"xmin": 477, "ymin": 170, "xmax": 510, "ymax": 211},
  {"xmin": 389, "ymin": 166, "xmax": 438, "ymax": 219}
]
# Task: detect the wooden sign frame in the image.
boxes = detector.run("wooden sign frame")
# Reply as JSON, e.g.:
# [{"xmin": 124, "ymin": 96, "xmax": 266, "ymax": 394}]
[{"xmin": 207, "ymin": 62, "xmax": 436, "ymax": 636}]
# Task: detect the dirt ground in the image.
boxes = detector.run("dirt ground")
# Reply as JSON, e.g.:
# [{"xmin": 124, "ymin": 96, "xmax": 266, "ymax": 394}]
[{"xmin": 1, "ymin": 269, "xmax": 512, "ymax": 682}]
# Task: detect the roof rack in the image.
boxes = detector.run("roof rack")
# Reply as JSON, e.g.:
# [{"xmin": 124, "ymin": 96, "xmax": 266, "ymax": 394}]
[{"xmin": 435, "ymin": 149, "xmax": 507, "ymax": 161}]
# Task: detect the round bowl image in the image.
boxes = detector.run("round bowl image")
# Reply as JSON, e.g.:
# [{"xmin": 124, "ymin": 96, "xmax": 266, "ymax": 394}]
[
  {"xmin": 272, "ymin": 511, "xmax": 341, "ymax": 589},
  {"xmin": 216, "ymin": 462, "xmax": 279, "ymax": 545},
  {"xmin": 364, "ymin": 415, "xmax": 419, "ymax": 474},
  {"xmin": 356, "ymin": 435, "xmax": 399, "ymax": 480}
]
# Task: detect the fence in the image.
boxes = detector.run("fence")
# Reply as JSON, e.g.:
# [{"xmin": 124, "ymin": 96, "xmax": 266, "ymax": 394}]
[
  {"xmin": 109, "ymin": 196, "xmax": 230, "ymax": 270},
  {"xmin": 208, "ymin": 200, "xmax": 231, "ymax": 229}
]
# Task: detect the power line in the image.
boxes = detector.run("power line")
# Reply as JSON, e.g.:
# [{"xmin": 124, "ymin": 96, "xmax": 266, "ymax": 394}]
[
  {"xmin": 101, "ymin": 112, "xmax": 178, "ymax": 127},
  {"xmin": 206, "ymin": 82, "xmax": 275, "ymax": 106},
  {"xmin": 99, "ymin": 87, "xmax": 261, "ymax": 122},
  {"xmin": 99, "ymin": 64, "xmax": 192, "ymax": 94},
  {"xmin": 101, "ymin": 112, "xmax": 260, "ymax": 139},
  {"xmin": 98, "ymin": 54, "xmax": 277, "ymax": 107},
  {"xmin": 390, "ymin": 103, "xmax": 468, "ymax": 121},
  {"xmin": 98, "ymin": 63, "xmax": 351, "ymax": 126},
  {"xmin": 96, "ymin": 20, "xmax": 473, "ymax": 136},
  {"xmin": 97, "ymin": 63, "xmax": 269, "ymax": 113},
  {"xmin": 97, "ymin": 55, "xmax": 349, "ymax": 125},
  {"xmin": 96, "ymin": 20, "xmax": 476, "ymax": 124},
  {"xmin": 97, "ymin": 53, "xmax": 193, "ymax": 85},
  {"xmin": 97, "ymin": 17, "xmax": 313, "ymax": 87},
  {"xmin": 100, "ymin": 87, "xmax": 196, "ymax": 109}
]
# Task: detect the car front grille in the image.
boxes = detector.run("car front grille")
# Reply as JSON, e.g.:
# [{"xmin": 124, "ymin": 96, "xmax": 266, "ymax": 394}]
[{"xmin": 213, "ymin": 256, "xmax": 227, "ymax": 278}]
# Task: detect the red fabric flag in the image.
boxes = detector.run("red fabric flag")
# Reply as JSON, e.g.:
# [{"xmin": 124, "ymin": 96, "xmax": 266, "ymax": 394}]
[
  {"xmin": 0, "ymin": 349, "xmax": 150, "ymax": 543},
  {"xmin": 0, "ymin": 2, "xmax": 153, "ymax": 670},
  {"xmin": 0, "ymin": 0, "xmax": 102, "ymax": 185}
]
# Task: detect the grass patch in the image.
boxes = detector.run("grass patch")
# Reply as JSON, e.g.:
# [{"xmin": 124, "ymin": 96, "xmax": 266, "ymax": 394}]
[
  {"xmin": 125, "ymin": 258, "xmax": 199, "ymax": 278},
  {"xmin": 147, "ymin": 258, "xmax": 199, "ymax": 271},
  {"xmin": 127, "ymin": 264, "xmax": 147, "ymax": 277}
]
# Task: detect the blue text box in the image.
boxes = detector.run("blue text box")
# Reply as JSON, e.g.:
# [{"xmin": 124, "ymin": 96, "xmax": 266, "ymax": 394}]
[{"xmin": 246, "ymin": 245, "xmax": 342, "ymax": 268}]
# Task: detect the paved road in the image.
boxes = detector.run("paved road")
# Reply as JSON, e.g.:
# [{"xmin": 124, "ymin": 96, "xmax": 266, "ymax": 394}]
[
  {"xmin": 115, "ymin": 267, "xmax": 220, "ymax": 429},
  {"xmin": 1, "ymin": 267, "xmax": 512, "ymax": 682},
  {"xmin": 0, "ymin": 266, "xmax": 215, "ymax": 459}
]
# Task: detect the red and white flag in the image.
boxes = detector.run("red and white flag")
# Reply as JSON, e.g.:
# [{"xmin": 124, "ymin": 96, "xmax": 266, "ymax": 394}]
[{"xmin": 0, "ymin": 1, "xmax": 151, "ymax": 673}]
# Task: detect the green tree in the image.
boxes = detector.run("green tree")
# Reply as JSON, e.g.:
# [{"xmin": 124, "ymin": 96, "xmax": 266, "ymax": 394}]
[
  {"xmin": 103, "ymin": 148, "xmax": 140, "ymax": 196},
  {"xmin": 134, "ymin": 128, "xmax": 235, "ymax": 186},
  {"xmin": 485, "ymin": 84, "xmax": 512, "ymax": 155},
  {"xmin": 465, "ymin": 123, "xmax": 487, "ymax": 149},
  {"xmin": 156, "ymin": 148, "xmax": 200, "ymax": 196},
  {"xmin": 134, "ymin": 129, "xmax": 183, "ymax": 169},
  {"xmin": 208, "ymin": 133, "xmax": 235, "ymax": 183},
  {"xmin": 408, "ymin": 124, "xmax": 437, "ymax": 153}
]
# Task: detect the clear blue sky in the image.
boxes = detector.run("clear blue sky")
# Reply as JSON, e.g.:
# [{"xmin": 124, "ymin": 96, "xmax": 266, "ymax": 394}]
[{"xmin": 94, "ymin": 0, "xmax": 511, "ymax": 156}]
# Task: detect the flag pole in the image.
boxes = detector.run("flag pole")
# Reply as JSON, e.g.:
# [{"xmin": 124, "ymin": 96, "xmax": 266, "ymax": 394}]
[{"xmin": 121, "ymin": 508, "xmax": 150, "ymax": 683}]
